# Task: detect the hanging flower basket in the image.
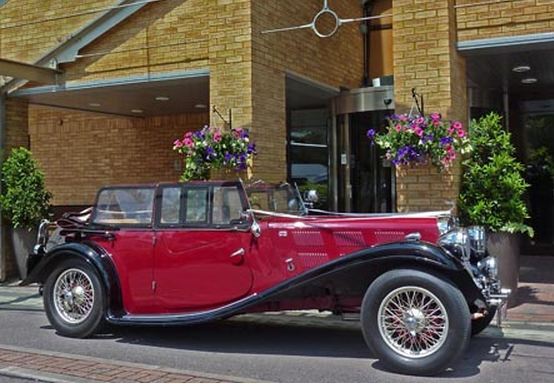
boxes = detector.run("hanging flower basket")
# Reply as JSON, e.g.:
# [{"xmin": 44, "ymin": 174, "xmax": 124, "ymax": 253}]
[
  {"xmin": 173, "ymin": 125, "xmax": 256, "ymax": 181},
  {"xmin": 368, "ymin": 113, "xmax": 470, "ymax": 171}
]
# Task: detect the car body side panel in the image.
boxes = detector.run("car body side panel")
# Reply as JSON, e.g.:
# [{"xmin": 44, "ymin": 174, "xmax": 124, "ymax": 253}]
[
  {"xmin": 250, "ymin": 215, "xmax": 441, "ymax": 292},
  {"xmin": 107, "ymin": 241, "xmax": 478, "ymax": 326}
]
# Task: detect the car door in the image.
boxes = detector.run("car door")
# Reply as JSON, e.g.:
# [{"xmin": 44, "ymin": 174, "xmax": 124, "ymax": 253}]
[{"xmin": 154, "ymin": 184, "xmax": 254, "ymax": 311}]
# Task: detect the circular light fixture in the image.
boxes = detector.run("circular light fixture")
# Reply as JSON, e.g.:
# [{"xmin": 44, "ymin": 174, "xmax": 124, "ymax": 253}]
[
  {"xmin": 521, "ymin": 78, "xmax": 538, "ymax": 84},
  {"xmin": 89, "ymin": 103, "xmax": 101, "ymax": 107},
  {"xmin": 155, "ymin": 96, "xmax": 170, "ymax": 101},
  {"xmin": 194, "ymin": 104, "xmax": 207, "ymax": 109},
  {"xmin": 512, "ymin": 65, "xmax": 531, "ymax": 73},
  {"xmin": 131, "ymin": 109, "xmax": 144, "ymax": 113}
]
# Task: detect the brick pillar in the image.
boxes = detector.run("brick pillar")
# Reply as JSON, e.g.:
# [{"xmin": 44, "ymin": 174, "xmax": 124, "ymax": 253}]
[
  {"xmin": 0, "ymin": 97, "xmax": 30, "ymax": 281},
  {"xmin": 392, "ymin": 0, "xmax": 467, "ymax": 212},
  {"xmin": 207, "ymin": 0, "xmax": 255, "ymax": 176}
]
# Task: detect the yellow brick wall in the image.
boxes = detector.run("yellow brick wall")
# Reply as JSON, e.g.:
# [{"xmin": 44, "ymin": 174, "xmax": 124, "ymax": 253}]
[
  {"xmin": 250, "ymin": 0, "xmax": 365, "ymax": 182},
  {"xmin": 393, "ymin": 0, "xmax": 467, "ymax": 212},
  {"xmin": 0, "ymin": 1, "xmax": 114, "ymax": 62},
  {"xmin": 29, "ymin": 106, "xmax": 208, "ymax": 205},
  {"xmin": 456, "ymin": 0, "xmax": 554, "ymax": 41}
]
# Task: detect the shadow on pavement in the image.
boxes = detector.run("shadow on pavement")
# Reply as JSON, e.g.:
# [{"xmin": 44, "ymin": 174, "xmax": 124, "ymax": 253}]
[{"xmin": 80, "ymin": 319, "xmax": 554, "ymax": 378}]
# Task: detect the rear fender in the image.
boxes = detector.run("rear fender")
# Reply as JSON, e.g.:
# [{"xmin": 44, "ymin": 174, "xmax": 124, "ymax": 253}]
[{"xmin": 20, "ymin": 242, "xmax": 124, "ymax": 317}]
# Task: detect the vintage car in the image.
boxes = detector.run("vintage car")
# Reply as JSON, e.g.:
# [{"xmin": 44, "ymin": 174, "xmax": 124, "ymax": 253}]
[{"xmin": 22, "ymin": 181, "xmax": 509, "ymax": 375}]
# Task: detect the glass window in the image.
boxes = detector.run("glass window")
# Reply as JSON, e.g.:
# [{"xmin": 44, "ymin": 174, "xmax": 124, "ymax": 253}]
[
  {"xmin": 289, "ymin": 109, "xmax": 329, "ymax": 210},
  {"xmin": 185, "ymin": 188, "xmax": 208, "ymax": 224},
  {"xmin": 160, "ymin": 187, "xmax": 182, "ymax": 225},
  {"xmin": 212, "ymin": 186, "xmax": 244, "ymax": 225},
  {"xmin": 93, "ymin": 188, "xmax": 154, "ymax": 226}
]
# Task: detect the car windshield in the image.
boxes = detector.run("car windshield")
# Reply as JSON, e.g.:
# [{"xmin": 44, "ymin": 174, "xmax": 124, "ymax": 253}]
[{"xmin": 245, "ymin": 182, "xmax": 306, "ymax": 216}]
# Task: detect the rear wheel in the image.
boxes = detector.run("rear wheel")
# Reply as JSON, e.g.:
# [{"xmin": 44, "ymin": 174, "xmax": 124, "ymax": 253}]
[
  {"xmin": 43, "ymin": 258, "xmax": 105, "ymax": 338},
  {"xmin": 361, "ymin": 269, "xmax": 471, "ymax": 376}
]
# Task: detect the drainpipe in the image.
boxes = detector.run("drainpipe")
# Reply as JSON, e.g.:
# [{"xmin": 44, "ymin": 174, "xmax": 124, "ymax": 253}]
[
  {"xmin": 0, "ymin": 92, "xmax": 5, "ymax": 281},
  {"xmin": 361, "ymin": 0, "xmax": 374, "ymax": 87}
]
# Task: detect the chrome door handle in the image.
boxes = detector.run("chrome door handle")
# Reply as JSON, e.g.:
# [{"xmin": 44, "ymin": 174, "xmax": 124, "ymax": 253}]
[{"xmin": 230, "ymin": 248, "xmax": 245, "ymax": 258}]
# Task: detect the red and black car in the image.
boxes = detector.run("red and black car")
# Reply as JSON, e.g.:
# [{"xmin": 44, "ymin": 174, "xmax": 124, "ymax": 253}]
[{"xmin": 22, "ymin": 181, "xmax": 508, "ymax": 375}]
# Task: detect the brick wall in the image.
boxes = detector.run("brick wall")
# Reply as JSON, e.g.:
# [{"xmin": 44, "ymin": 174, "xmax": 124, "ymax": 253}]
[
  {"xmin": 456, "ymin": 0, "xmax": 554, "ymax": 41},
  {"xmin": 392, "ymin": 0, "xmax": 467, "ymax": 212},
  {"xmin": 29, "ymin": 106, "xmax": 208, "ymax": 206},
  {"xmin": 250, "ymin": 0, "xmax": 365, "ymax": 182}
]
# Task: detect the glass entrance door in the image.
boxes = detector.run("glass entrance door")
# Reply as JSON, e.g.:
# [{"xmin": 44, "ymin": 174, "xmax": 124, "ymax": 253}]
[{"xmin": 337, "ymin": 111, "xmax": 394, "ymax": 213}]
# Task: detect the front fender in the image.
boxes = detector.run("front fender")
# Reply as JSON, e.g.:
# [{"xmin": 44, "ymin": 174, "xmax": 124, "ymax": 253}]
[
  {"xmin": 255, "ymin": 241, "xmax": 484, "ymax": 309},
  {"xmin": 20, "ymin": 242, "xmax": 124, "ymax": 317}
]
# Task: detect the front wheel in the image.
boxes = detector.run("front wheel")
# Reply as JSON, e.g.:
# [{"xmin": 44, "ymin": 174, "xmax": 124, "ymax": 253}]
[
  {"xmin": 43, "ymin": 258, "xmax": 106, "ymax": 338},
  {"xmin": 361, "ymin": 269, "xmax": 471, "ymax": 376}
]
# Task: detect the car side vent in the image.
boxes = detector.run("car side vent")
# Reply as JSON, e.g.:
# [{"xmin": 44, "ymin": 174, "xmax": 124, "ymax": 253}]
[
  {"xmin": 333, "ymin": 231, "xmax": 366, "ymax": 247},
  {"xmin": 292, "ymin": 231, "xmax": 325, "ymax": 247}
]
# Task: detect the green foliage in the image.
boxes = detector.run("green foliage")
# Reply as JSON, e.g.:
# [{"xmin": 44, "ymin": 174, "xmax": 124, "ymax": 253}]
[
  {"xmin": 0, "ymin": 148, "xmax": 52, "ymax": 230},
  {"xmin": 458, "ymin": 113, "xmax": 533, "ymax": 237}
]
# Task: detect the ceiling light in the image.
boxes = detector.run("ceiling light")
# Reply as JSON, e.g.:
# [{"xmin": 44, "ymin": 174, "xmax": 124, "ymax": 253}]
[
  {"xmin": 521, "ymin": 78, "xmax": 538, "ymax": 84},
  {"xmin": 195, "ymin": 104, "xmax": 207, "ymax": 109},
  {"xmin": 155, "ymin": 96, "xmax": 170, "ymax": 101},
  {"xmin": 512, "ymin": 65, "xmax": 531, "ymax": 73},
  {"xmin": 131, "ymin": 109, "xmax": 143, "ymax": 113},
  {"xmin": 89, "ymin": 103, "xmax": 101, "ymax": 107}
]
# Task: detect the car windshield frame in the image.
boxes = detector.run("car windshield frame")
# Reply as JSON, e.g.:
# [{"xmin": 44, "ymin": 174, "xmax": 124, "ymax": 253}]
[{"xmin": 245, "ymin": 181, "xmax": 307, "ymax": 216}]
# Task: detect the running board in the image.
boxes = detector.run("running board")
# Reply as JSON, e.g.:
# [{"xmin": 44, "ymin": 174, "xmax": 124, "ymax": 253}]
[{"xmin": 107, "ymin": 294, "xmax": 258, "ymax": 326}]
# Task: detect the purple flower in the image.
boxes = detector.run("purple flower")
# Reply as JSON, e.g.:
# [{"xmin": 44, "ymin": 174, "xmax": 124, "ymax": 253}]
[
  {"xmin": 440, "ymin": 137, "xmax": 453, "ymax": 146},
  {"xmin": 205, "ymin": 146, "xmax": 215, "ymax": 160},
  {"xmin": 247, "ymin": 143, "xmax": 256, "ymax": 154},
  {"xmin": 367, "ymin": 129, "xmax": 376, "ymax": 141}
]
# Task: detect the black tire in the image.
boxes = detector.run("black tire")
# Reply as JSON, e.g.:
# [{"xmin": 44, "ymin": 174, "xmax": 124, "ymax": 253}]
[
  {"xmin": 361, "ymin": 269, "xmax": 471, "ymax": 376},
  {"xmin": 471, "ymin": 307, "xmax": 497, "ymax": 336},
  {"xmin": 43, "ymin": 258, "xmax": 106, "ymax": 338}
]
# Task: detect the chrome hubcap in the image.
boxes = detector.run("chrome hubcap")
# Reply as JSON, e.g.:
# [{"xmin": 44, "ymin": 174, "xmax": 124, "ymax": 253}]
[
  {"xmin": 53, "ymin": 268, "xmax": 95, "ymax": 324},
  {"xmin": 377, "ymin": 286, "xmax": 449, "ymax": 358}
]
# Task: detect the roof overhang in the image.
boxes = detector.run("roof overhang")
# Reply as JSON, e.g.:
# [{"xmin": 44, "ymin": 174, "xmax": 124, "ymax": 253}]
[{"xmin": 1, "ymin": 0, "xmax": 159, "ymax": 94}]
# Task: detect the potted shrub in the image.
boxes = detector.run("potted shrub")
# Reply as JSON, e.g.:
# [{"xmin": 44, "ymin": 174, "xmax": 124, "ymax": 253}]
[
  {"xmin": 0, "ymin": 148, "xmax": 52, "ymax": 279},
  {"xmin": 458, "ymin": 113, "xmax": 533, "ymax": 298},
  {"xmin": 173, "ymin": 125, "xmax": 256, "ymax": 181}
]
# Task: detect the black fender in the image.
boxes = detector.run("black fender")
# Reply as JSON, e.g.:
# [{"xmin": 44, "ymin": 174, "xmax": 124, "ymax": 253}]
[
  {"xmin": 110, "ymin": 241, "xmax": 485, "ymax": 326},
  {"xmin": 252, "ymin": 240, "xmax": 484, "ymax": 307},
  {"xmin": 20, "ymin": 242, "xmax": 124, "ymax": 318}
]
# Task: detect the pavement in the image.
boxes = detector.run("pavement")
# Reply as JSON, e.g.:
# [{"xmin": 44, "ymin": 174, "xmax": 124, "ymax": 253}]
[{"xmin": 0, "ymin": 254, "xmax": 552, "ymax": 382}]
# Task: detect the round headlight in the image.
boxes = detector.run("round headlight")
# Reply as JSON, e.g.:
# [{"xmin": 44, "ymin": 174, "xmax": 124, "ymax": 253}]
[{"xmin": 438, "ymin": 228, "xmax": 471, "ymax": 261}]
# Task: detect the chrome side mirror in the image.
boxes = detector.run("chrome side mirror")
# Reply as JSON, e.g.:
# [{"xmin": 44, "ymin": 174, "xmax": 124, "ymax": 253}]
[{"xmin": 250, "ymin": 219, "xmax": 262, "ymax": 238}]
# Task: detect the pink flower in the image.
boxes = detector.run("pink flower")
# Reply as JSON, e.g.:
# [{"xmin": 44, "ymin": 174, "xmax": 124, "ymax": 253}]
[
  {"xmin": 399, "ymin": 115, "xmax": 408, "ymax": 122},
  {"xmin": 452, "ymin": 121, "xmax": 463, "ymax": 130},
  {"xmin": 414, "ymin": 126, "xmax": 424, "ymax": 137},
  {"xmin": 173, "ymin": 139, "xmax": 183, "ymax": 149},
  {"xmin": 430, "ymin": 112, "xmax": 441, "ymax": 121},
  {"xmin": 415, "ymin": 117, "xmax": 425, "ymax": 125},
  {"xmin": 213, "ymin": 130, "xmax": 222, "ymax": 143},
  {"xmin": 395, "ymin": 124, "xmax": 402, "ymax": 132},
  {"xmin": 457, "ymin": 129, "xmax": 466, "ymax": 138},
  {"xmin": 183, "ymin": 137, "xmax": 194, "ymax": 148}
]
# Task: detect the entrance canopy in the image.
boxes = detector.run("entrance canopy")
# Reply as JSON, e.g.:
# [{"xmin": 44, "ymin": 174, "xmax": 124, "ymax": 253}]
[{"xmin": 10, "ymin": 70, "xmax": 209, "ymax": 117}]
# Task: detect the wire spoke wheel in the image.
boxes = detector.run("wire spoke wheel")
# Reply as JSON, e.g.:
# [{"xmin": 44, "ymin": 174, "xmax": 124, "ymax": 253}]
[
  {"xmin": 377, "ymin": 286, "xmax": 449, "ymax": 359},
  {"xmin": 53, "ymin": 268, "xmax": 95, "ymax": 325}
]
